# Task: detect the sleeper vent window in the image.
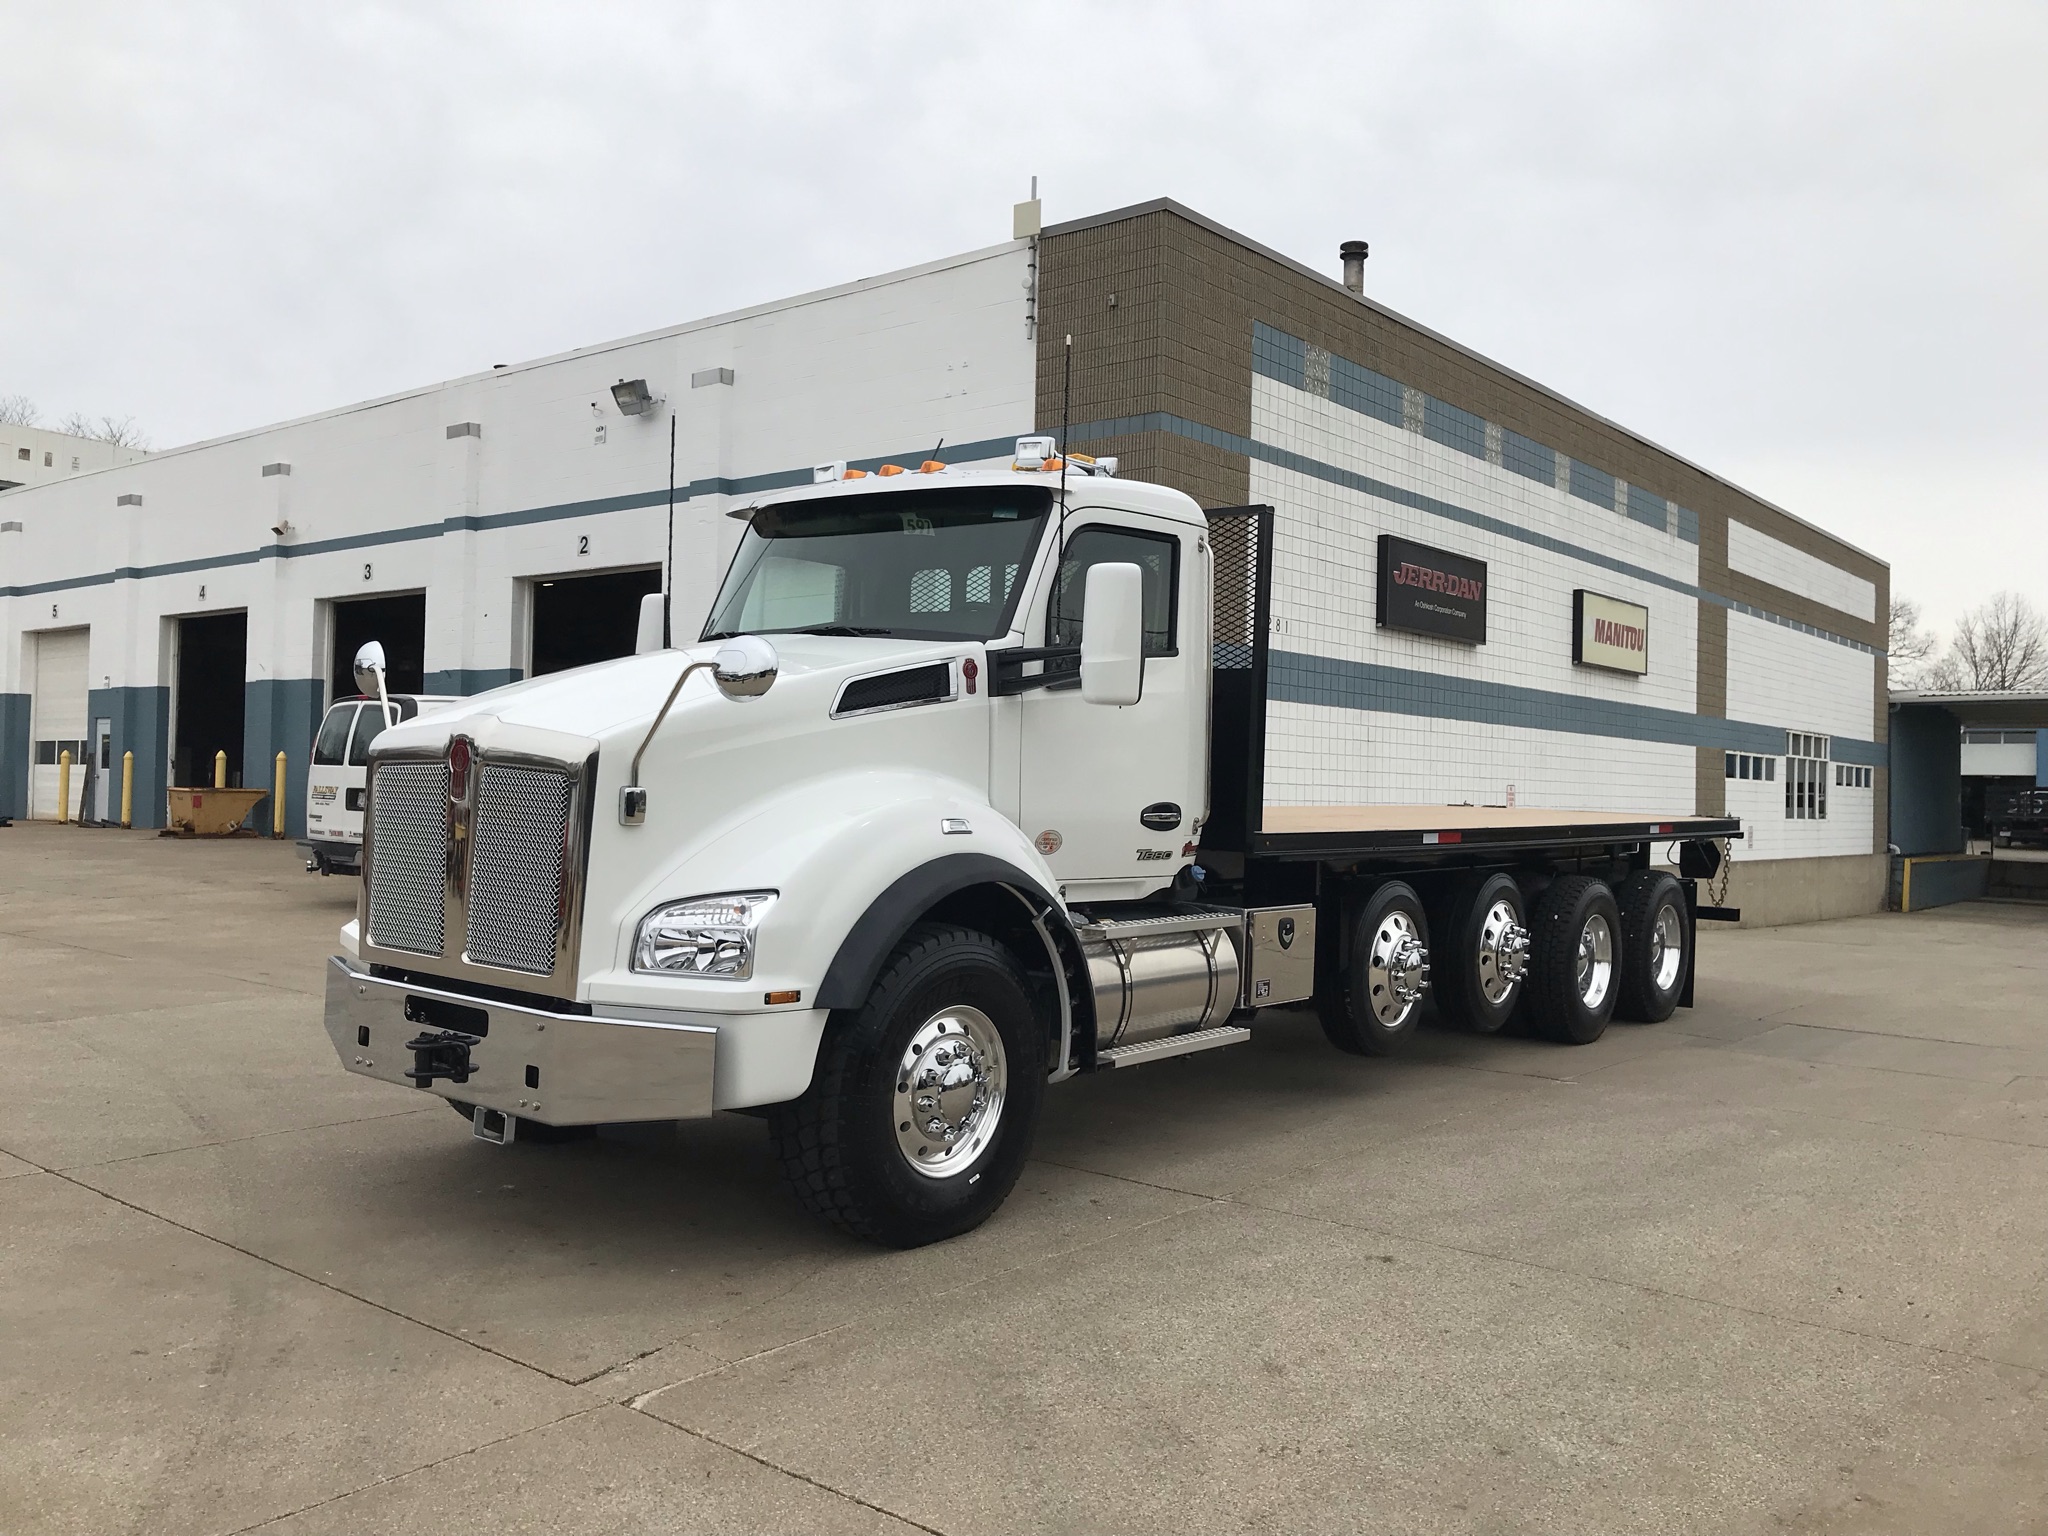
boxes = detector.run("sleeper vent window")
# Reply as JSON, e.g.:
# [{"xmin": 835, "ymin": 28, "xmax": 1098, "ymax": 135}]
[{"xmin": 833, "ymin": 663, "xmax": 954, "ymax": 717}]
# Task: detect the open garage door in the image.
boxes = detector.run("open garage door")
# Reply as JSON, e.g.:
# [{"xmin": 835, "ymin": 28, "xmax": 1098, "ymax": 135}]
[
  {"xmin": 530, "ymin": 568, "xmax": 662, "ymax": 677},
  {"xmin": 331, "ymin": 592, "xmax": 425, "ymax": 701},
  {"xmin": 174, "ymin": 612, "xmax": 248, "ymax": 789},
  {"xmin": 29, "ymin": 627, "xmax": 89, "ymax": 820}
]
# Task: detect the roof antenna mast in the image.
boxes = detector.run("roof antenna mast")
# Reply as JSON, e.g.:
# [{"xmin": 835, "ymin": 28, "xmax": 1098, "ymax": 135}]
[{"xmin": 1053, "ymin": 333, "xmax": 1073, "ymax": 625}]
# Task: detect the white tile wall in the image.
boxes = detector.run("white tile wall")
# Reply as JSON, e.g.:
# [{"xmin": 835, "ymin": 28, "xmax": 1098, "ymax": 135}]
[
  {"xmin": 1725, "ymin": 611, "xmax": 1877, "ymax": 744},
  {"xmin": 1252, "ymin": 375, "xmax": 1701, "ymax": 814},
  {"xmin": 1722, "ymin": 772, "xmax": 1875, "ymax": 862},
  {"xmin": 1727, "ymin": 519, "xmax": 1876, "ymax": 623},
  {"xmin": 1265, "ymin": 702, "xmax": 1697, "ymax": 814}
]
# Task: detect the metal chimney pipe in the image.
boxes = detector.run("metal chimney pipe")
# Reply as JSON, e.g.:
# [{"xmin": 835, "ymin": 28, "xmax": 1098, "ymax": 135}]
[{"xmin": 1340, "ymin": 240, "xmax": 1369, "ymax": 295}]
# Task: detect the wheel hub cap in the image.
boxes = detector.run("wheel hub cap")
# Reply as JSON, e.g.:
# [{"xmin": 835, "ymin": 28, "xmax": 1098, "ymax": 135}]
[
  {"xmin": 1367, "ymin": 911, "xmax": 1430, "ymax": 1026},
  {"xmin": 894, "ymin": 1005, "xmax": 1007, "ymax": 1179},
  {"xmin": 1477, "ymin": 901, "xmax": 1530, "ymax": 1004},
  {"xmin": 1650, "ymin": 902, "xmax": 1684, "ymax": 991},
  {"xmin": 1576, "ymin": 914, "xmax": 1614, "ymax": 1010}
]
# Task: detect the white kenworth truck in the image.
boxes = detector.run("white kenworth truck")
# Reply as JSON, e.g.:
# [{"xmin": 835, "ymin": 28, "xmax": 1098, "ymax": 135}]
[{"xmin": 325, "ymin": 440, "xmax": 1739, "ymax": 1247}]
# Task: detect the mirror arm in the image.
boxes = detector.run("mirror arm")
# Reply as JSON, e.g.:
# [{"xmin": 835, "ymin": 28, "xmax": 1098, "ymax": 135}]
[{"xmin": 628, "ymin": 659, "xmax": 717, "ymax": 790}]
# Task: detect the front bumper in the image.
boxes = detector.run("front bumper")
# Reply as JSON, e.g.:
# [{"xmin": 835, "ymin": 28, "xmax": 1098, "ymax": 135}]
[{"xmin": 323, "ymin": 956, "xmax": 717, "ymax": 1124}]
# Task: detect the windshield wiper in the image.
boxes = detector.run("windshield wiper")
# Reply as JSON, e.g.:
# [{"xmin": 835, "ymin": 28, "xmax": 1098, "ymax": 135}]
[{"xmin": 792, "ymin": 624, "xmax": 894, "ymax": 637}]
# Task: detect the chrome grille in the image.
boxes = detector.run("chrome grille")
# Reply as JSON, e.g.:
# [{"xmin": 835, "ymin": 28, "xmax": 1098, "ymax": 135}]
[
  {"xmin": 465, "ymin": 762, "xmax": 573, "ymax": 975},
  {"xmin": 365, "ymin": 761, "xmax": 449, "ymax": 956}
]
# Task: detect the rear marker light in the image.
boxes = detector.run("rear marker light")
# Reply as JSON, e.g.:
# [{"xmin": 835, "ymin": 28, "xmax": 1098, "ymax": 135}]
[{"xmin": 1421, "ymin": 831, "xmax": 1462, "ymax": 845}]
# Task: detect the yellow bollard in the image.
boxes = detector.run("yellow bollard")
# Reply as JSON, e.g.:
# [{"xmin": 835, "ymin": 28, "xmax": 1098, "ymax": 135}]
[
  {"xmin": 214, "ymin": 750, "xmax": 228, "ymax": 790},
  {"xmin": 57, "ymin": 749, "xmax": 72, "ymax": 824},
  {"xmin": 273, "ymin": 752, "xmax": 287, "ymax": 838},
  {"xmin": 121, "ymin": 751, "xmax": 134, "ymax": 828}
]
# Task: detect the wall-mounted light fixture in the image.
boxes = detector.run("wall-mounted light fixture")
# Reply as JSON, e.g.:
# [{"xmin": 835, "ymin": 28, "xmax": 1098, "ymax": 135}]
[{"xmin": 610, "ymin": 378, "xmax": 665, "ymax": 417}]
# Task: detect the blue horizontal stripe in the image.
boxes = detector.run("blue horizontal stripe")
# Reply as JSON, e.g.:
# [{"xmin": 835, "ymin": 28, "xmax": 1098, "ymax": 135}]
[{"xmin": 1270, "ymin": 649, "xmax": 1884, "ymax": 761}]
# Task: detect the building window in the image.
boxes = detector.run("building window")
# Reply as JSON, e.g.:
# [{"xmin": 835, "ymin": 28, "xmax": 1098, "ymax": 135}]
[
  {"xmin": 1725, "ymin": 752, "xmax": 1775, "ymax": 781},
  {"xmin": 15, "ymin": 447, "xmax": 27, "ymax": 461},
  {"xmin": 1834, "ymin": 764, "xmax": 1872, "ymax": 789},
  {"xmin": 1786, "ymin": 733, "xmax": 1830, "ymax": 819},
  {"xmin": 70, "ymin": 457, "xmax": 79, "ymax": 471},
  {"xmin": 43, "ymin": 451, "xmax": 53, "ymax": 467}
]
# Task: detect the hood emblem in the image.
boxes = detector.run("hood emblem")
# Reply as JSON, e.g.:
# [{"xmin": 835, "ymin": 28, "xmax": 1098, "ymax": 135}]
[{"xmin": 449, "ymin": 735, "xmax": 474, "ymax": 804}]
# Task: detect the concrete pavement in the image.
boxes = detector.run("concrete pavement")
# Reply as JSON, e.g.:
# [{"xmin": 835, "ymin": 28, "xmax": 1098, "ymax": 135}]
[{"xmin": 2, "ymin": 821, "xmax": 2044, "ymax": 1533}]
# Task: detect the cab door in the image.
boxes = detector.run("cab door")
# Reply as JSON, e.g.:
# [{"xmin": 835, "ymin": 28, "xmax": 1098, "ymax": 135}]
[{"xmin": 1014, "ymin": 516, "xmax": 1207, "ymax": 891}]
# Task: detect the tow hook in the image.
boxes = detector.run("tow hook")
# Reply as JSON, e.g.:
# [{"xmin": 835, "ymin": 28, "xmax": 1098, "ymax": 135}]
[{"xmin": 403, "ymin": 1029, "xmax": 479, "ymax": 1087}]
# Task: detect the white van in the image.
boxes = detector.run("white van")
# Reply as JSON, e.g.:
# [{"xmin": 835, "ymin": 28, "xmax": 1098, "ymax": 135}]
[{"xmin": 303, "ymin": 693, "xmax": 457, "ymax": 874}]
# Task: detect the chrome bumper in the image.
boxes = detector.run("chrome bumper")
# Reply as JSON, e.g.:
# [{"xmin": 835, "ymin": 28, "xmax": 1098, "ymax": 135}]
[{"xmin": 323, "ymin": 956, "xmax": 717, "ymax": 1124}]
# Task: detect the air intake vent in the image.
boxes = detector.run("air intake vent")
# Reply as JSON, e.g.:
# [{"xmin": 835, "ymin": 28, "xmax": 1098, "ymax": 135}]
[{"xmin": 833, "ymin": 663, "xmax": 954, "ymax": 718}]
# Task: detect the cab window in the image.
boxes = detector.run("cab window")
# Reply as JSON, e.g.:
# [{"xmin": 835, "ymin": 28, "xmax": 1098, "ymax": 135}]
[
  {"xmin": 1045, "ymin": 526, "xmax": 1178, "ymax": 655},
  {"xmin": 313, "ymin": 704, "xmax": 358, "ymax": 766}
]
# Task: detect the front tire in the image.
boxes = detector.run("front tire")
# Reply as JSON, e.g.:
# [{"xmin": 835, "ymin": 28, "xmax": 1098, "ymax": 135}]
[
  {"xmin": 769, "ymin": 924, "xmax": 1045, "ymax": 1248},
  {"xmin": 1318, "ymin": 881, "xmax": 1431, "ymax": 1056},
  {"xmin": 1616, "ymin": 871, "xmax": 1689, "ymax": 1023},
  {"xmin": 1525, "ymin": 875, "xmax": 1621, "ymax": 1045}
]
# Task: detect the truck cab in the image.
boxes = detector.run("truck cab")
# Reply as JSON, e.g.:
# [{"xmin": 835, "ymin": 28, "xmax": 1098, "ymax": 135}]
[
  {"xmin": 324, "ymin": 442, "xmax": 1735, "ymax": 1246},
  {"xmin": 304, "ymin": 693, "xmax": 458, "ymax": 874}
]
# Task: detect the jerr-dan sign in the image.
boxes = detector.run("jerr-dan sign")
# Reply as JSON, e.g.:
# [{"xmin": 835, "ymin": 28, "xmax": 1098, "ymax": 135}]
[{"xmin": 1376, "ymin": 535, "xmax": 1487, "ymax": 645}]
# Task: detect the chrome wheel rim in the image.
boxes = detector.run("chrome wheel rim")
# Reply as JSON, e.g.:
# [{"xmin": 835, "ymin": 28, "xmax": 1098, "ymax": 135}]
[
  {"xmin": 1649, "ymin": 902, "xmax": 1684, "ymax": 993},
  {"xmin": 1476, "ymin": 900, "xmax": 1529, "ymax": 1006},
  {"xmin": 893, "ymin": 1005, "xmax": 1007, "ymax": 1179},
  {"xmin": 1576, "ymin": 914, "xmax": 1615, "ymax": 1010},
  {"xmin": 1367, "ymin": 910, "xmax": 1429, "ymax": 1028}
]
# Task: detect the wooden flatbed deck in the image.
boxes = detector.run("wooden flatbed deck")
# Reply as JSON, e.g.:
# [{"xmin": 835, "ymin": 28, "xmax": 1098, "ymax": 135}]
[{"xmin": 1251, "ymin": 804, "xmax": 1741, "ymax": 858}]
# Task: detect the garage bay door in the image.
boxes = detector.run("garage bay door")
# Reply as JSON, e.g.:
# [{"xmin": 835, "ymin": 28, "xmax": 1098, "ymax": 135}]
[{"xmin": 31, "ymin": 627, "xmax": 89, "ymax": 821}]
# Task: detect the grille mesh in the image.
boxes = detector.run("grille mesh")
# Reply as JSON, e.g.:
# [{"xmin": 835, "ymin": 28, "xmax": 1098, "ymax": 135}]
[
  {"xmin": 465, "ymin": 763, "xmax": 573, "ymax": 975},
  {"xmin": 365, "ymin": 761, "xmax": 449, "ymax": 955}
]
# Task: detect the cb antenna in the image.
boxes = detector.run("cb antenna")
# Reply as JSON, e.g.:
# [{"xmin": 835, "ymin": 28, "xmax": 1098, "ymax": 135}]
[{"xmin": 1054, "ymin": 333, "xmax": 1073, "ymax": 635}]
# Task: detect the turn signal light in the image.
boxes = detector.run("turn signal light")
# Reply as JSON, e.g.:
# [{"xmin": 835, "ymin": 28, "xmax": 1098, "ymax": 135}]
[{"xmin": 763, "ymin": 990, "xmax": 802, "ymax": 1006}]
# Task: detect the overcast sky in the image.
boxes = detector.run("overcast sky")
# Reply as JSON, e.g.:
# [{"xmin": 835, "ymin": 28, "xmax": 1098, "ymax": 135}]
[{"xmin": 5, "ymin": 1, "xmax": 2042, "ymax": 640}]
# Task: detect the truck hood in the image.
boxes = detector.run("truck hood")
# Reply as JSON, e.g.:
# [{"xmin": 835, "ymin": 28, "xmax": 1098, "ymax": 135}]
[{"xmin": 384, "ymin": 635, "xmax": 968, "ymax": 750}]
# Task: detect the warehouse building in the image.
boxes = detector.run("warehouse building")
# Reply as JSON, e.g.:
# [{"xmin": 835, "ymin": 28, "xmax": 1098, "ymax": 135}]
[{"xmin": 0, "ymin": 198, "xmax": 1888, "ymax": 924}]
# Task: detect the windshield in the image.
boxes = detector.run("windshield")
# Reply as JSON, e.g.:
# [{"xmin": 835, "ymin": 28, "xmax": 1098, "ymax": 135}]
[{"xmin": 704, "ymin": 487, "xmax": 1051, "ymax": 643}]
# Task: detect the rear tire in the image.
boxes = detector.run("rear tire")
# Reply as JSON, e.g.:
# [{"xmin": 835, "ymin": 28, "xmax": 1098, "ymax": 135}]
[
  {"xmin": 769, "ymin": 924, "xmax": 1045, "ymax": 1248},
  {"xmin": 1616, "ymin": 871, "xmax": 1689, "ymax": 1023},
  {"xmin": 1317, "ymin": 882, "xmax": 1431, "ymax": 1056},
  {"xmin": 1429, "ymin": 873, "xmax": 1530, "ymax": 1034},
  {"xmin": 1524, "ymin": 875, "xmax": 1621, "ymax": 1045}
]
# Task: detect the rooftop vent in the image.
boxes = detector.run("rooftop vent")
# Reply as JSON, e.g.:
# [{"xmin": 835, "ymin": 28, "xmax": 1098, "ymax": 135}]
[{"xmin": 1340, "ymin": 240, "xmax": 1369, "ymax": 296}]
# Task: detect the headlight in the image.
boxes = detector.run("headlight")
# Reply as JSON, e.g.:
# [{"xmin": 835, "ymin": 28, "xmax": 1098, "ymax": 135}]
[{"xmin": 632, "ymin": 891, "xmax": 777, "ymax": 978}]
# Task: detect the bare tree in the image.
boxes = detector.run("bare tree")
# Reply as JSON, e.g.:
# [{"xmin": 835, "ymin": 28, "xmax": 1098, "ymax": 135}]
[
  {"xmin": 57, "ymin": 412, "xmax": 151, "ymax": 451},
  {"xmin": 0, "ymin": 394, "xmax": 39, "ymax": 427},
  {"xmin": 1926, "ymin": 592, "xmax": 2048, "ymax": 692},
  {"xmin": 1888, "ymin": 596, "xmax": 1939, "ymax": 689}
]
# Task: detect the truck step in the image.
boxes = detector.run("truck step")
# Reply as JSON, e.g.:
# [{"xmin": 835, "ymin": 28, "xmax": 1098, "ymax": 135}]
[{"xmin": 1097, "ymin": 1024, "xmax": 1252, "ymax": 1069}]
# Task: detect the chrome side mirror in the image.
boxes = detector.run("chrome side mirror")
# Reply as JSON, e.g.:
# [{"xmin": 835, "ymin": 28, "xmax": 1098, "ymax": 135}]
[
  {"xmin": 352, "ymin": 640, "xmax": 388, "ymax": 697},
  {"xmin": 712, "ymin": 635, "xmax": 779, "ymax": 700}
]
